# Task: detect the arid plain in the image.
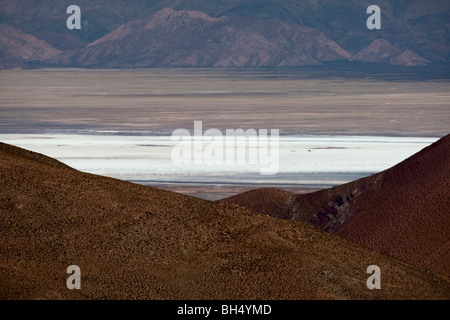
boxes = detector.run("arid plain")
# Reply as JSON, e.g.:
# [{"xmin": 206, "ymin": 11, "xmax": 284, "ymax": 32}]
[
  {"xmin": 0, "ymin": 68, "xmax": 449, "ymax": 300},
  {"xmin": 1, "ymin": 68, "xmax": 449, "ymax": 136},
  {"xmin": 1, "ymin": 68, "xmax": 449, "ymax": 199}
]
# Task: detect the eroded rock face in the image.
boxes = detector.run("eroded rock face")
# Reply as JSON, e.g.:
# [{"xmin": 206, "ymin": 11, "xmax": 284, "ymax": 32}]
[
  {"xmin": 70, "ymin": 8, "xmax": 352, "ymax": 68},
  {"xmin": 352, "ymin": 39, "xmax": 429, "ymax": 66},
  {"xmin": 221, "ymin": 135, "xmax": 450, "ymax": 277},
  {"xmin": 390, "ymin": 49, "xmax": 429, "ymax": 66},
  {"xmin": 0, "ymin": 24, "xmax": 61, "ymax": 68},
  {"xmin": 2, "ymin": 1, "xmax": 450, "ymax": 69}
]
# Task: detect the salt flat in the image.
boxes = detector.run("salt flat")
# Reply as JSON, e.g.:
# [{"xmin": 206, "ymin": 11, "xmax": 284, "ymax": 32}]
[
  {"xmin": 1, "ymin": 69, "xmax": 448, "ymax": 199},
  {"xmin": 0, "ymin": 133, "xmax": 437, "ymax": 199},
  {"xmin": 1, "ymin": 69, "xmax": 449, "ymax": 137}
]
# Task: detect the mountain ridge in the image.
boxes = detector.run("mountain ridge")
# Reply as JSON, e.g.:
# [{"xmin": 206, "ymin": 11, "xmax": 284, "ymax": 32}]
[
  {"xmin": 58, "ymin": 8, "xmax": 353, "ymax": 68},
  {"xmin": 0, "ymin": 24, "xmax": 61, "ymax": 69},
  {"xmin": 1, "ymin": 141, "xmax": 449, "ymax": 299},
  {"xmin": 220, "ymin": 134, "xmax": 450, "ymax": 277},
  {"xmin": 1, "ymin": 1, "xmax": 448, "ymax": 69}
]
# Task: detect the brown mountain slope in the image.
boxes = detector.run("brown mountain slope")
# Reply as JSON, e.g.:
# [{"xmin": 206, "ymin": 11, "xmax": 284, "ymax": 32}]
[
  {"xmin": 333, "ymin": 135, "xmax": 450, "ymax": 276},
  {"xmin": 221, "ymin": 135, "xmax": 450, "ymax": 277},
  {"xmin": 0, "ymin": 142, "xmax": 448, "ymax": 299},
  {"xmin": 220, "ymin": 188, "xmax": 296, "ymax": 220},
  {"xmin": 64, "ymin": 8, "xmax": 352, "ymax": 68},
  {"xmin": 352, "ymin": 39, "xmax": 429, "ymax": 66},
  {"xmin": 0, "ymin": 142, "xmax": 73, "ymax": 170},
  {"xmin": 0, "ymin": 24, "xmax": 61, "ymax": 69},
  {"xmin": 2, "ymin": 1, "xmax": 449, "ymax": 69}
]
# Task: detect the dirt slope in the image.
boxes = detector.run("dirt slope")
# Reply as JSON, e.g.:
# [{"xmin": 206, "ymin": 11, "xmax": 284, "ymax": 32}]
[
  {"xmin": 0, "ymin": 142, "xmax": 448, "ymax": 300},
  {"xmin": 333, "ymin": 135, "xmax": 450, "ymax": 276},
  {"xmin": 221, "ymin": 135, "xmax": 450, "ymax": 277},
  {"xmin": 219, "ymin": 188, "xmax": 296, "ymax": 219}
]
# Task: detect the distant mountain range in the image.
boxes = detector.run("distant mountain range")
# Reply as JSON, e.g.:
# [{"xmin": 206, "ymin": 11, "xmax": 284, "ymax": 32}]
[{"xmin": 1, "ymin": 0, "xmax": 449, "ymax": 69}]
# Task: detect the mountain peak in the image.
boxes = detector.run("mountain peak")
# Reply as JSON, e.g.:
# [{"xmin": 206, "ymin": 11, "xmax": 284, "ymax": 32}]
[
  {"xmin": 1, "ymin": 141, "xmax": 448, "ymax": 299},
  {"xmin": 0, "ymin": 24, "xmax": 61, "ymax": 68},
  {"xmin": 221, "ymin": 134, "xmax": 450, "ymax": 276},
  {"xmin": 144, "ymin": 8, "xmax": 225, "ymax": 30},
  {"xmin": 151, "ymin": 7, "xmax": 223, "ymax": 23},
  {"xmin": 1, "ymin": 1, "xmax": 449, "ymax": 69},
  {"xmin": 352, "ymin": 39, "xmax": 429, "ymax": 66},
  {"xmin": 69, "ymin": 8, "xmax": 352, "ymax": 68}
]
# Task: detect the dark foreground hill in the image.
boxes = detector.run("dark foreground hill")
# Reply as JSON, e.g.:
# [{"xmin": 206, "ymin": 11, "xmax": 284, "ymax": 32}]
[
  {"xmin": 220, "ymin": 135, "xmax": 450, "ymax": 277},
  {"xmin": 0, "ymin": 142, "xmax": 448, "ymax": 299}
]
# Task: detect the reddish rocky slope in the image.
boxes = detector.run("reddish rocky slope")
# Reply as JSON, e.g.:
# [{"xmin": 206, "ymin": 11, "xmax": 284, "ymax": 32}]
[
  {"xmin": 0, "ymin": 24, "xmax": 61, "ymax": 69},
  {"xmin": 221, "ymin": 135, "xmax": 450, "ymax": 277}
]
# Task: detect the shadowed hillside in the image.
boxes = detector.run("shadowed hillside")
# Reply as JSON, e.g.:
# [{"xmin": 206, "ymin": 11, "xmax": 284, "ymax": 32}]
[
  {"xmin": 220, "ymin": 188, "xmax": 296, "ymax": 220},
  {"xmin": 0, "ymin": 142, "xmax": 448, "ymax": 299},
  {"xmin": 220, "ymin": 134, "xmax": 450, "ymax": 277}
]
